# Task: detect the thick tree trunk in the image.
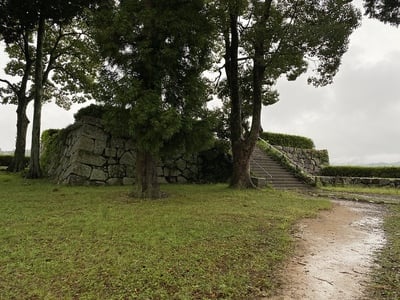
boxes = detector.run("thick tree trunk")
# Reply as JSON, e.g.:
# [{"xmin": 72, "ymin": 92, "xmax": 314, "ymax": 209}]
[
  {"xmin": 225, "ymin": 12, "xmax": 254, "ymax": 188},
  {"xmin": 230, "ymin": 142, "xmax": 254, "ymax": 188},
  {"xmin": 226, "ymin": 2, "xmax": 272, "ymax": 188},
  {"xmin": 135, "ymin": 150, "xmax": 160, "ymax": 199},
  {"xmin": 27, "ymin": 16, "xmax": 45, "ymax": 179},
  {"xmin": 9, "ymin": 102, "xmax": 30, "ymax": 172}
]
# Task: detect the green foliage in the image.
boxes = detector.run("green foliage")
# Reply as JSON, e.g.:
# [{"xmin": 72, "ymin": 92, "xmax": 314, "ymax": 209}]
[
  {"xmin": 40, "ymin": 129, "xmax": 61, "ymax": 175},
  {"xmin": 40, "ymin": 127, "xmax": 77, "ymax": 175},
  {"xmin": 0, "ymin": 172, "xmax": 330, "ymax": 299},
  {"xmin": 0, "ymin": 1, "xmax": 102, "ymax": 107},
  {"xmin": 1, "ymin": 0, "xmax": 104, "ymax": 178},
  {"xmin": 321, "ymin": 166, "xmax": 400, "ymax": 178},
  {"xmin": 364, "ymin": 0, "xmax": 400, "ymax": 26},
  {"xmin": 212, "ymin": 1, "xmax": 359, "ymax": 187},
  {"xmin": 0, "ymin": 155, "xmax": 13, "ymax": 167},
  {"xmin": 0, "ymin": 155, "xmax": 29, "ymax": 168},
  {"xmin": 214, "ymin": 1, "xmax": 361, "ymax": 120},
  {"xmin": 93, "ymin": 0, "xmax": 215, "ymax": 157},
  {"xmin": 260, "ymin": 132, "xmax": 315, "ymax": 149},
  {"xmin": 73, "ymin": 104, "xmax": 108, "ymax": 120}
]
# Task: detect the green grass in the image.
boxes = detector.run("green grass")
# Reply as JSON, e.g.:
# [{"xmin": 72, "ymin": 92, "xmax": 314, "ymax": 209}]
[
  {"xmin": 368, "ymin": 204, "xmax": 400, "ymax": 299},
  {"xmin": 321, "ymin": 185, "xmax": 400, "ymax": 196},
  {"xmin": 0, "ymin": 172, "xmax": 330, "ymax": 299}
]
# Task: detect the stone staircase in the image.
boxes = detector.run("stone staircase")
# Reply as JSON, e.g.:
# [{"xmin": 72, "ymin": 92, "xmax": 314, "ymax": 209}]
[{"xmin": 250, "ymin": 146, "xmax": 309, "ymax": 189}]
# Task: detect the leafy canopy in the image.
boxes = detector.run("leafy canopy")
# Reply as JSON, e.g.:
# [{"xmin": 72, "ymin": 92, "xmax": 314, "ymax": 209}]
[
  {"xmin": 0, "ymin": 19, "xmax": 100, "ymax": 109},
  {"xmin": 94, "ymin": 0, "xmax": 215, "ymax": 155},
  {"xmin": 364, "ymin": 0, "xmax": 400, "ymax": 25},
  {"xmin": 214, "ymin": 0, "xmax": 361, "ymax": 133}
]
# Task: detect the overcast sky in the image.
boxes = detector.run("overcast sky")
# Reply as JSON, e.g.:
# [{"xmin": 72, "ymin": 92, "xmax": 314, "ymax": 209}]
[{"xmin": 1, "ymin": 3, "xmax": 400, "ymax": 165}]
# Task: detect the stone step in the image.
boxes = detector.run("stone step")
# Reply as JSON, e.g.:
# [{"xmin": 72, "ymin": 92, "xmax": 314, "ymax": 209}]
[{"xmin": 250, "ymin": 146, "xmax": 308, "ymax": 190}]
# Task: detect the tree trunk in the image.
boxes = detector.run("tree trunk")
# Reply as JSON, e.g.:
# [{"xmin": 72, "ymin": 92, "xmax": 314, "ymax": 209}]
[
  {"xmin": 225, "ymin": 11, "xmax": 254, "ymax": 188},
  {"xmin": 9, "ymin": 101, "xmax": 30, "ymax": 172},
  {"xmin": 226, "ymin": 2, "xmax": 272, "ymax": 189},
  {"xmin": 230, "ymin": 141, "xmax": 254, "ymax": 188},
  {"xmin": 135, "ymin": 150, "xmax": 160, "ymax": 199},
  {"xmin": 8, "ymin": 31, "xmax": 34, "ymax": 173},
  {"xmin": 27, "ymin": 16, "xmax": 45, "ymax": 179}
]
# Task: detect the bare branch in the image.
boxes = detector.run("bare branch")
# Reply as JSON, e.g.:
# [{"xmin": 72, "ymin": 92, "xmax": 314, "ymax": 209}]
[
  {"xmin": 0, "ymin": 78, "xmax": 18, "ymax": 94},
  {"xmin": 213, "ymin": 64, "xmax": 225, "ymax": 86}
]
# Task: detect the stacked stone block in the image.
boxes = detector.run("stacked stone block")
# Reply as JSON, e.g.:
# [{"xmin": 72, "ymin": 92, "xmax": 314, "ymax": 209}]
[
  {"xmin": 47, "ymin": 116, "xmax": 203, "ymax": 185},
  {"xmin": 274, "ymin": 145, "xmax": 329, "ymax": 175}
]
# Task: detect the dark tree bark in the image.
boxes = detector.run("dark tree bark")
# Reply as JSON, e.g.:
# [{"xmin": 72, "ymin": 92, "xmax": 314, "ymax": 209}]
[
  {"xmin": 11, "ymin": 46, "xmax": 33, "ymax": 172},
  {"xmin": 226, "ymin": 11, "xmax": 254, "ymax": 188},
  {"xmin": 27, "ymin": 15, "xmax": 45, "ymax": 179},
  {"xmin": 9, "ymin": 101, "xmax": 30, "ymax": 172},
  {"xmin": 226, "ymin": 1, "xmax": 272, "ymax": 188},
  {"xmin": 135, "ymin": 150, "xmax": 160, "ymax": 199},
  {"xmin": 6, "ymin": 32, "xmax": 34, "ymax": 173}
]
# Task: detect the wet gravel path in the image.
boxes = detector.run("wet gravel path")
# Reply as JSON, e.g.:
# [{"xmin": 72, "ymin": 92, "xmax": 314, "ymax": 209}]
[{"xmin": 267, "ymin": 199, "xmax": 386, "ymax": 300}]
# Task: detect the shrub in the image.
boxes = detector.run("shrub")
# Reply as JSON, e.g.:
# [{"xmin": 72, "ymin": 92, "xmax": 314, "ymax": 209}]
[
  {"xmin": 260, "ymin": 132, "xmax": 315, "ymax": 149},
  {"xmin": 320, "ymin": 166, "xmax": 400, "ymax": 178},
  {"xmin": 198, "ymin": 140, "xmax": 232, "ymax": 183},
  {"xmin": 74, "ymin": 104, "xmax": 108, "ymax": 120},
  {"xmin": 0, "ymin": 155, "xmax": 29, "ymax": 168},
  {"xmin": 0, "ymin": 155, "xmax": 13, "ymax": 167}
]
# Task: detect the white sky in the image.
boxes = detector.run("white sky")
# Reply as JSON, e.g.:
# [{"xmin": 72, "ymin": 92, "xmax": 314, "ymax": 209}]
[
  {"xmin": 264, "ymin": 12, "xmax": 400, "ymax": 165},
  {"xmin": 1, "ymin": 3, "xmax": 400, "ymax": 165}
]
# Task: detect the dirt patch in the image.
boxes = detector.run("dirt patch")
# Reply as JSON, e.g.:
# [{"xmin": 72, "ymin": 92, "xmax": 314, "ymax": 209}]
[{"xmin": 268, "ymin": 200, "xmax": 386, "ymax": 300}]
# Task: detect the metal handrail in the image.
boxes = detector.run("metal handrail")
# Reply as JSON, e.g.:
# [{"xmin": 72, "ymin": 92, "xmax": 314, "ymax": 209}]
[
  {"xmin": 258, "ymin": 137, "xmax": 303, "ymax": 171},
  {"xmin": 257, "ymin": 137, "xmax": 316, "ymax": 184},
  {"xmin": 250, "ymin": 156, "xmax": 273, "ymax": 179}
]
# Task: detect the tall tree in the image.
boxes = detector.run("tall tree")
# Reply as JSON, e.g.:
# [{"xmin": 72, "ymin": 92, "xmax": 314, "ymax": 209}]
[
  {"xmin": 0, "ymin": 0, "xmax": 103, "ymax": 177},
  {"xmin": 94, "ymin": 0, "xmax": 214, "ymax": 198},
  {"xmin": 213, "ymin": 0, "xmax": 361, "ymax": 188},
  {"xmin": 364, "ymin": 0, "xmax": 400, "ymax": 25},
  {"xmin": 0, "ymin": 33, "xmax": 34, "ymax": 172}
]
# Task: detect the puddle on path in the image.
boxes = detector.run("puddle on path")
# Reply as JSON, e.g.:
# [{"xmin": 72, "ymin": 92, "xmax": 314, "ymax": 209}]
[{"xmin": 267, "ymin": 200, "xmax": 386, "ymax": 300}]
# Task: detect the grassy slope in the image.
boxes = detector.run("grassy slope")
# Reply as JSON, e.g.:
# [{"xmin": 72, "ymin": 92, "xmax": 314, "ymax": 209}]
[{"xmin": 0, "ymin": 172, "xmax": 330, "ymax": 299}]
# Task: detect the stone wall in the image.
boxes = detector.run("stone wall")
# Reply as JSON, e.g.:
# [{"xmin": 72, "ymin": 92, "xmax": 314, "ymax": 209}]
[
  {"xmin": 273, "ymin": 145, "xmax": 329, "ymax": 175},
  {"xmin": 45, "ymin": 116, "xmax": 201, "ymax": 185},
  {"xmin": 317, "ymin": 176, "xmax": 400, "ymax": 188}
]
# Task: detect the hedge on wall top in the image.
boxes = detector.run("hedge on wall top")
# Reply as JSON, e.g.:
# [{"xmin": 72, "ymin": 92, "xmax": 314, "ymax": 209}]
[
  {"xmin": 74, "ymin": 104, "xmax": 108, "ymax": 120},
  {"xmin": 0, "ymin": 155, "xmax": 13, "ymax": 167},
  {"xmin": 321, "ymin": 166, "xmax": 400, "ymax": 178},
  {"xmin": 260, "ymin": 132, "xmax": 315, "ymax": 149}
]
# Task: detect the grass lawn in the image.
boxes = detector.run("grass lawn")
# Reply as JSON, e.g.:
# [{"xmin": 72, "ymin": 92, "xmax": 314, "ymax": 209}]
[
  {"xmin": 0, "ymin": 172, "xmax": 330, "ymax": 299},
  {"xmin": 321, "ymin": 185, "xmax": 400, "ymax": 196}
]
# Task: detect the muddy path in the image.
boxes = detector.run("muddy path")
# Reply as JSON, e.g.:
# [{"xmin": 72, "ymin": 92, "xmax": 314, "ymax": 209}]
[{"xmin": 268, "ymin": 199, "xmax": 386, "ymax": 300}]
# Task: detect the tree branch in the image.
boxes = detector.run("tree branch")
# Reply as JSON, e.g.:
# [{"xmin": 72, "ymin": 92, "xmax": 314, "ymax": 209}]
[
  {"xmin": 0, "ymin": 78, "xmax": 18, "ymax": 94},
  {"xmin": 213, "ymin": 64, "xmax": 225, "ymax": 86}
]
